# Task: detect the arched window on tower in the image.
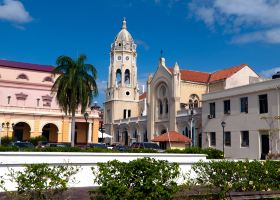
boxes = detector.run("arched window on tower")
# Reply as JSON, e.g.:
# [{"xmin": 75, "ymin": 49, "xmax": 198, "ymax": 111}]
[
  {"xmin": 124, "ymin": 69, "xmax": 130, "ymax": 85},
  {"xmin": 116, "ymin": 69, "xmax": 122, "ymax": 86}
]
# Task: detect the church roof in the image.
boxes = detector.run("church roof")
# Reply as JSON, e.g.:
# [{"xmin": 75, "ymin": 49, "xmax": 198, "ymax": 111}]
[
  {"xmin": 152, "ymin": 131, "xmax": 192, "ymax": 143},
  {"xmin": 169, "ymin": 64, "xmax": 247, "ymax": 83},
  {"xmin": 139, "ymin": 92, "xmax": 147, "ymax": 100},
  {"xmin": 0, "ymin": 59, "xmax": 54, "ymax": 72},
  {"xmin": 115, "ymin": 18, "xmax": 133, "ymax": 43}
]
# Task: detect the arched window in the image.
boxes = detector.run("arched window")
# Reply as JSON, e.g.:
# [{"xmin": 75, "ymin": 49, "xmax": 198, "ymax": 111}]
[
  {"xmin": 17, "ymin": 73, "xmax": 29, "ymax": 80},
  {"xmin": 159, "ymin": 100, "xmax": 163, "ymax": 115},
  {"xmin": 116, "ymin": 69, "xmax": 121, "ymax": 86},
  {"xmin": 165, "ymin": 99, "xmax": 168, "ymax": 113},
  {"xmin": 194, "ymin": 100, "xmax": 199, "ymax": 108},
  {"xmin": 156, "ymin": 83, "xmax": 169, "ymax": 118},
  {"xmin": 124, "ymin": 69, "xmax": 130, "ymax": 85},
  {"xmin": 189, "ymin": 94, "xmax": 200, "ymax": 108},
  {"xmin": 43, "ymin": 76, "xmax": 53, "ymax": 83}
]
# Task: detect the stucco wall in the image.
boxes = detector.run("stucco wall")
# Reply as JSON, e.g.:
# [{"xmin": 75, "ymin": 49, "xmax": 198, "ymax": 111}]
[
  {"xmin": 0, "ymin": 152, "xmax": 207, "ymax": 192},
  {"xmin": 202, "ymin": 79, "xmax": 280, "ymax": 159},
  {"xmin": 225, "ymin": 66, "xmax": 259, "ymax": 89}
]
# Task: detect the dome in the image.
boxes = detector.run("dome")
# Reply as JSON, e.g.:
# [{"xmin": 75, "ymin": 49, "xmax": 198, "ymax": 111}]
[{"xmin": 115, "ymin": 18, "xmax": 134, "ymax": 43}]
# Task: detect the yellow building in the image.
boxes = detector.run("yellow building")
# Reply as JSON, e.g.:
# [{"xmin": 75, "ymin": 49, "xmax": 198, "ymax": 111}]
[
  {"xmin": 0, "ymin": 59, "xmax": 100, "ymax": 144},
  {"xmin": 104, "ymin": 19, "xmax": 259, "ymax": 147}
]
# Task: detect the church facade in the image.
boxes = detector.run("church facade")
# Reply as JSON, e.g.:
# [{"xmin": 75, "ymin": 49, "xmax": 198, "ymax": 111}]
[{"xmin": 104, "ymin": 19, "xmax": 259, "ymax": 146}]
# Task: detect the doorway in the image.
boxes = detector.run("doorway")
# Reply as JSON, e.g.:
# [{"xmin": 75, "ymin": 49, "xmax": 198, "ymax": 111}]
[{"xmin": 261, "ymin": 134, "xmax": 269, "ymax": 159}]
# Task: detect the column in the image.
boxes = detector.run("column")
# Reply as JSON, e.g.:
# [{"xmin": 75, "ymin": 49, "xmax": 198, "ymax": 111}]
[
  {"xmin": 68, "ymin": 121, "xmax": 71, "ymax": 143},
  {"xmin": 87, "ymin": 122, "xmax": 92, "ymax": 143}
]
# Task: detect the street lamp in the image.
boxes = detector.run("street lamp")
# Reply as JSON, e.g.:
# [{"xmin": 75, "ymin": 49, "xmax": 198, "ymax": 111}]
[
  {"xmin": 84, "ymin": 112, "xmax": 89, "ymax": 144},
  {"xmin": 188, "ymin": 104, "xmax": 196, "ymax": 147},
  {"xmin": 221, "ymin": 121, "xmax": 226, "ymax": 157}
]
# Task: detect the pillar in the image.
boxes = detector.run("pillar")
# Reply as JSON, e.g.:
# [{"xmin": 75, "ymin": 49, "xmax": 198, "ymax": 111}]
[
  {"xmin": 92, "ymin": 118, "xmax": 99, "ymax": 143},
  {"xmin": 87, "ymin": 122, "xmax": 92, "ymax": 143}
]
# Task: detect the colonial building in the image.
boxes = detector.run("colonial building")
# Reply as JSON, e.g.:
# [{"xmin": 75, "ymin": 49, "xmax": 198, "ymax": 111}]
[
  {"xmin": 0, "ymin": 59, "xmax": 100, "ymax": 144},
  {"xmin": 104, "ymin": 19, "xmax": 259, "ymax": 147},
  {"xmin": 202, "ymin": 75, "xmax": 280, "ymax": 159}
]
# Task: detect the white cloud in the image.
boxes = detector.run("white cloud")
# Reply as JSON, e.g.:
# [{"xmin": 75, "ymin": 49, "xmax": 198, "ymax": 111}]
[
  {"xmin": 135, "ymin": 39, "xmax": 150, "ymax": 50},
  {"xmin": 0, "ymin": 0, "xmax": 32, "ymax": 24},
  {"xmin": 188, "ymin": 0, "xmax": 280, "ymax": 44},
  {"xmin": 260, "ymin": 67, "xmax": 280, "ymax": 78},
  {"xmin": 96, "ymin": 79, "xmax": 107, "ymax": 96}
]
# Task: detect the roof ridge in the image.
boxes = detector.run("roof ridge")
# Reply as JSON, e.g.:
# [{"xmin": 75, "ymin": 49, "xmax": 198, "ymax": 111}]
[{"xmin": 210, "ymin": 64, "xmax": 247, "ymax": 75}]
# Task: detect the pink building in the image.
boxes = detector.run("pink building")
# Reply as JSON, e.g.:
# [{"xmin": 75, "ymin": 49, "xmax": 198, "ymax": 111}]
[{"xmin": 0, "ymin": 59, "xmax": 100, "ymax": 144}]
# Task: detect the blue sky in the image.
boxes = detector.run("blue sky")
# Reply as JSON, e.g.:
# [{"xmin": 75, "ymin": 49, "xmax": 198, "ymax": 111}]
[{"xmin": 1, "ymin": 0, "xmax": 280, "ymax": 104}]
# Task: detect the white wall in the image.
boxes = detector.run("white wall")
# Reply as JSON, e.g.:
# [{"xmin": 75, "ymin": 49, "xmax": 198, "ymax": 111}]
[{"xmin": 0, "ymin": 152, "xmax": 207, "ymax": 192}]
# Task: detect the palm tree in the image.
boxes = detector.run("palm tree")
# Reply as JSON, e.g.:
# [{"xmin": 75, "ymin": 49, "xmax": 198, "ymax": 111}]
[{"xmin": 51, "ymin": 54, "xmax": 98, "ymax": 147}]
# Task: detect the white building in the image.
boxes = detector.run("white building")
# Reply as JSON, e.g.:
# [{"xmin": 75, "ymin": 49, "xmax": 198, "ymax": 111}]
[{"xmin": 202, "ymin": 76, "xmax": 280, "ymax": 159}]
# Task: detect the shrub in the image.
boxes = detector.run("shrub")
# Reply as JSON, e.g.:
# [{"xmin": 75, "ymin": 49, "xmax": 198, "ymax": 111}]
[
  {"xmin": 29, "ymin": 136, "xmax": 47, "ymax": 146},
  {"xmin": 1, "ymin": 136, "xmax": 13, "ymax": 146},
  {"xmin": 92, "ymin": 158, "xmax": 180, "ymax": 200},
  {"xmin": 190, "ymin": 160, "xmax": 280, "ymax": 198},
  {"xmin": 166, "ymin": 147, "xmax": 224, "ymax": 159},
  {"xmin": 3, "ymin": 163, "xmax": 79, "ymax": 199}
]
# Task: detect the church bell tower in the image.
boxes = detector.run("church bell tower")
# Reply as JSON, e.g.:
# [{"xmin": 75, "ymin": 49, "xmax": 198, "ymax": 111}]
[{"xmin": 104, "ymin": 19, "xmax": 139, "ymax": 142}]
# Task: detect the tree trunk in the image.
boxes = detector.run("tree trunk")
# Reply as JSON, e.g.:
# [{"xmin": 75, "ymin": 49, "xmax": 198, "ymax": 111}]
[{"xmin": 71, "ymin": 112, "xmax": 76, "ymax": 147}]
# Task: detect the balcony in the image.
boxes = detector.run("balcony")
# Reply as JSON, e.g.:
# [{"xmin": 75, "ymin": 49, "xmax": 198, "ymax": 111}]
[
  {"xmin": 114, "ymin": 115, "xmax": 147, "ymax": 125},
  {"xmin": 177, "ymin": 107, "xmax": 202, "ymax": 117}
]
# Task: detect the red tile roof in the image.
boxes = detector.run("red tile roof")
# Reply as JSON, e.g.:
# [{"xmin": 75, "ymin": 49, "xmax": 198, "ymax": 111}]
[
  {"xmin": 0, "ymin": 59, "xmax": 55, "ymax": 72},
  {"xmin": 168, "ymin": 64, "xmax": 247, "ymax": 83},
  {"xmin": 152, "ymin": 131, "xmax": 192, "ymax": 143},
  {"xmin": 209, "ymin": 64, "xmax": 247, "ymax": 82},
  {"xmin": 139, "ymin": 92, "xmax": 147, "ymax": 100}
]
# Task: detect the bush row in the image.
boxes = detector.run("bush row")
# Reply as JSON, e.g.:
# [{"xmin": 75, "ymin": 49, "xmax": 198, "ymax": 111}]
[
  {"xmin": 0, "ymin": 146, "xmax": 223, "ymax": 158},
  {"xmin": 166, "ymin": 147, "xmax": 224, "ymax": 159},
  {"xmin": 1, "ymin": 159, "xmax": 280, "ymax": 199},
  {"xmin": 190, "ymin": 160, "xmax": 280, "ymax": 198}
]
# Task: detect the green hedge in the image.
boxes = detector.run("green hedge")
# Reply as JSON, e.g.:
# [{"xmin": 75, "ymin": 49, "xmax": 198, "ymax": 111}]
[
  {"xmin": 190, "ymin": 160, "xmax": 280, "ymax": 198},
  {"xmin": 91, "ymin": 158, "xmax": 180, "ymax": 200},
  {"xmin": 1, "ymin": 163, "xmax": 79, "ymax": 199},
  {"xmin": 166, "ymin": 147, "xmax": 224, "ymax": 159},
  {"xmin": 0, "ymin": 146, "xmax": 222, "ymax": 158}
]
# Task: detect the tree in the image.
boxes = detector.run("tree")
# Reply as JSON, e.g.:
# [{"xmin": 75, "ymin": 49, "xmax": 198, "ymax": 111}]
[{"xmin": 51, "ymin": 54, "xmax": 98, "ymax": 147}]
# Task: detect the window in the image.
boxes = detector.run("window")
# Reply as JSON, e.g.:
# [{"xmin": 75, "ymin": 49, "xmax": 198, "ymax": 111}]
[
  {"xmin": 225, "ymin": 131, "xmax": 231, "ymax": 146},
  {"xmin": 224, "ymin": 100, "xmax": 231, "ymax": 114},
  {"xmin": 240, "ymin": 97, "xmax": 248, "ymax": 113},
  {"xmin": 124, "ymin": 69, "xmax": 130, "ymax": 85},
  {"xmin": 259, "ymin": 94, "xmax": 268, "ymax": 114},
  {"xmin": 159, "ymin": 100, "xmax": 163, "ymax": 115},
  {"xmin": 189, "ymin": 94, "xmax": 200, "ymax": 108},
  {"xmin": 36, "ymin": 98, "xmax": 40, "ymax": 107},
  {"xmin": 128, "ymin": 110, "xmax": 131, "ymax": 118},
  {"xmin": 209, "ymin": 102, "xmax": 216, "ymax": 118},
  {"xmin": 7, "ymin": 96, "xmax": 11, "ymax": 104},
  {"xmin": 17, "ymin": 73, "xmax": 29, "ymax": 80},
  {"xmin": 43, "ymin": 76, "xmax": 53, "ymax": 83},
  {"xmin": 241, "ymin": 131, "xmax": 249, "ymax": 147},
  {"xmin": 165, "ymin": 99, "xmax": 168, "ymax": 113},
  {"xmin": 210, "ymin": 132, "xmax": 216, "ymax": 146},
  {"xmin": 123, "ymin": 109, "xmax": 127, "ymax": 119}
]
